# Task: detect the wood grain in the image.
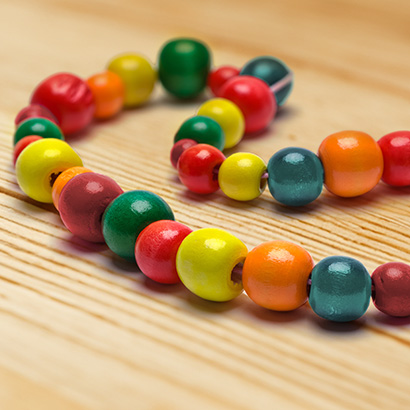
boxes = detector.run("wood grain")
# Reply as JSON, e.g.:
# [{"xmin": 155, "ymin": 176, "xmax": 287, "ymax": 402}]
[{"xmin": 0, "ymin": 0, "xmax": 410, "ymax": 408}]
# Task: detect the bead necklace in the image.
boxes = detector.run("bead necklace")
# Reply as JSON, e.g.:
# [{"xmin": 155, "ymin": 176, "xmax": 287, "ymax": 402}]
[{"xmin": 11, "ymin": 38, "xmax": 410, "ymax": 323}]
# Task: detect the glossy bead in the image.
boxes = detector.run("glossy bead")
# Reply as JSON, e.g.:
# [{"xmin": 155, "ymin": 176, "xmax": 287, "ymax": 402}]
[
  {"xmin": 176, "ymin": 228, "xmax": 248, "ymax": 301},
  {"xmin": 243, "ymin": 241, "xmax": 314, "ymax": 311},
  {"xmin": 170, "ymin": 139, "xmax": 198, "ymax": 169},
  {"xmin": 16, "ymin": 139, "xmax": 83, "ymax": 203},
  {"xmin": 318, "ymin": 131, "xmax": 384, "ymax": 197},
  {"xmin": 208, "ymin": 66, "xmax": 240, "ymax": 97},
  {"xmin": 174, "ymin": 116, "xmax": 225, "ymax": 150},
  {"xmin": 59, "ymin": 173, "xmax": 123, "ymax": 243},
  {"xmin": 177, "ymin": 144, "xmax": 225, "ymax": 194},
  {"xmin": 107, "ymin": 53, "xmax": 156, "ymax": 107},
  {"xmin": 86, "ymin": 71, "xmax": 125, "ymax": 119},
  {"xmin": 197, "ymin": 98, "xmax": 244, "ymax": 149},
  {"xmin": 13, "ymin": 135, "xmax": 43, "ymax": 166},
  {"xmin": 240, "ymin": 56, "xmax": 293, "ymax": 106},
  {"xmin": 14, "ymin": 118, "xmax": 63, "ymax": 146},
  {"xmin": 219, "ymin": 75, "xmax": 277, "ymax": 134},
  {"xmin": 52, "ymin": 166, "xmax": 93, "ymax": 210},
  {"xmin": 135, "ymin": 220, "xmax": 192, "ymax": 284},
  {"xmin": 218, "ymin": 153, "xmax": 267, "ymax": 201},
  {"xmin": 102, "ymin": 190, "xmax": 174, "ymax": 261},
  {"xmin": 372, "ymin": 262, "xmax": 410, "ymax": 317},
  {"xmin": 15, "ymin": 104, "xmax": 58, "ymax": 127},
  {"xmin": 267, "ymin": 147, "xmax": 324, "ymax": 206},
  {"xmin": 378, "ymin": 131, "xmax": 410, "ymax": 186},
  {"xmin": 31, "ymin": 73, "xmax": 95, "ymax": 135},
  {"xmin": 309, "ymin": 256, "xmax": 372, "ymax": 322},
  {"xmin": 158, "ymin": 38, "xmax": 211, "ymax": 99}
]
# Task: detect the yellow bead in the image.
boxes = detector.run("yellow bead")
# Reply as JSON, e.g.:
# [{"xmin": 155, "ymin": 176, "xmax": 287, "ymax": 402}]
[
  {"xmin": 16, "ymin": 139, "xmax": 83, "ymax": 203},
  {"xmin": 107, "ymin": 53, "xmax": 156, "ymax": 107},
  {"xmin": 218, "ymin": 153, "xmax": 267, "ymax": 201},
  {"xmin": 176, "ymin": 228, "xmax": 248, "ymax": 302},
  {"xmin": 197, "ymin": 98, "xmax": 245, "ymax": 149}
]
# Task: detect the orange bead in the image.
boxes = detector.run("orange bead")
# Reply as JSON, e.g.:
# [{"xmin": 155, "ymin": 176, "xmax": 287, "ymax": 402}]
[
  {"xmin": 242, "ymin": 240, "xmax": 314, "ymax": 311},
  {"xmin": 318, "ymin": 130, "xmax": 383, "ymax": 197},
  {"xmin": 52, "ymin": 166, "xmax": 93, "ymax": 210},
  {"xmin": 86, "ymin": 71, "xmax": 125, "ymax": 119}
]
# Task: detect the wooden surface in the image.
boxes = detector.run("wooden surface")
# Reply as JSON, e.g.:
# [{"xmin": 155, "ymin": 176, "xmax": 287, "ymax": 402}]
[{"xmin": 0, "ymin": 0, "xmax": 410, "ymax": 408}]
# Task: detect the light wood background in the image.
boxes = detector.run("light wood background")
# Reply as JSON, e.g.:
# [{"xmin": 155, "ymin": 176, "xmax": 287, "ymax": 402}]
[{"xmin": 0, "ymin": 0, "xmax": 409, "ymax": 409}]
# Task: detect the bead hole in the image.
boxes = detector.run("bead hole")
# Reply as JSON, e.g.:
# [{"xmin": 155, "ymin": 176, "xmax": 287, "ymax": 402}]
[
  {"xmin": 260, "ymin": 171, "xmax": 268, "ymax": 191},
  {"xmin": 231, "ymin": 262, "xmax": 243, "ymax": 285},
  {"xmin": 49, "ymin": 171, "xmax": 62, "ymax": 187}
]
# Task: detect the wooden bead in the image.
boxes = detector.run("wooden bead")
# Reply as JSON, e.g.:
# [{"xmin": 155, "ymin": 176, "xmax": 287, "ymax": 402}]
[
  {"xmin": 15, "ymin": 104, "xmax": 58, "ymax": 127},
  {"xmin": 13, "ymin": 135, "xmax": 43, "ymax": 166},
  {"xmin": 14, "ymin": 118, "xmax": 63, "ymax": 146}
]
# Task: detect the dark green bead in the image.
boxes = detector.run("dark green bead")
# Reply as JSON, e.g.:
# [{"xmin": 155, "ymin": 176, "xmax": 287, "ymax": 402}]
[
  {"xmin": 267, "ymin": 147, "xmax": 324, "ymax": 206},
  {"xmin": 14, "ymin": 118, "xmax": 64, "ymax": 145},
  {"xmin": 309, "ymin": 256, "xmax": 372, "ymax": 322},
  {"xmin": 174, "ymin": 116, "xmax": 225, "ymax": 150},
  {"xmin": 158, "ymin": 38, "xmax": 211, "ymax": 99},
  {"xmin": 102, "ymin": 190, "xmax": 175, "ymax": 262}
]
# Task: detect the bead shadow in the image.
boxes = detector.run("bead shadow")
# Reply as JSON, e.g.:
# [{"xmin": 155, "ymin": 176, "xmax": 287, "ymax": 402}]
[
  {"xmin": 64, "ymin": 234, "xmax": 108, "ymax": 254},
  {"xmin": 368, "ymin": 310, "xmax": 410, "ymax": 327},
  {"xmin": 182, "ymin": 291, "xmax": 244, "ymax": 314},
  {"xmin": 141, "ymin": 276, "xmax": 185, "ymax": 295},
  {"xmin": 311, "ymin": 315, "xmax": 365, "ymax": 334}
]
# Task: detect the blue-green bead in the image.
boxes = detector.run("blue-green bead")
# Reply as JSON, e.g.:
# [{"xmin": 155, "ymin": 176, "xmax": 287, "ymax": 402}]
[
  {"xmin": 267, "ymin": 147, "xmax": 324, "ymax": 206},
  {"xmin": 102, "ymin": 190, "xmax": 175, "ymax": 262},
  {"xmin": 14, "ymin": 118, "xmax": 64, "ymax": 145},
  {"xmin": 309, "ymin": 256, "xmax": 372, "ymax": 322}
]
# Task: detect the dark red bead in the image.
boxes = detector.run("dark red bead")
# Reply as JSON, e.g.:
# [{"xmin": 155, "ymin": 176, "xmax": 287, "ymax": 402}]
[
  {"xmin": 177, "ymin": 144, "xmax": 225, "ymax": 194},
  {"xmin": 170, "ymin": 139, "xmax": 198, "ymax": 169},
  {"xmin": 31, "ymin": 73, "xmax": 95, "ymax": 135},
  {"xmin": 135, "ymin": 220, "xmax": 192, "ymax": 284},
  {"xmin": 59, "ymin": 173, "xmax": 123, "ymax": 243},
  {"xmin": 207, "ymin": 66, "xmax": 240, "ymax": 97},
  {"xmin": 372, "ymin": 262, "xmax": 410, "ymax": 317},
  {"xmin": 13, "ymin": 135, "xmax": 43, "ymax": 166},
  {"xmin": 15, "ymin": 104, "xmax": 59, "ymax": 127}
]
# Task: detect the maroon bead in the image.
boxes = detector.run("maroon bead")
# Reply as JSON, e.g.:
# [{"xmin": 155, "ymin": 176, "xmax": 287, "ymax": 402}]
[
  {"xmin": 15, "ymin": 104, "xmax": 59, "ymax": 127},
  {"xmin": 170, "ymin": 139, "xmax": 198, "ymax": 169},
  {"xmin": 59, "ymin": 173, "xmax": 123, "ymax": 243},
  {"xmin": 372, "ymin": 262, "xmax": 410, "ymax": 317}
]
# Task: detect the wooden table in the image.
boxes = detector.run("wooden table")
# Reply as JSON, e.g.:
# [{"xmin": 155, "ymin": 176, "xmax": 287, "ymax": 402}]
[{"xmin": 0, "ymin": 0, "xmax": 409, "ymax": 408}]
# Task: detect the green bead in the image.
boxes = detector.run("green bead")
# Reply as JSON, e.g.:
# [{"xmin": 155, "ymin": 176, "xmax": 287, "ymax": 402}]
[
  {"xmin": 158, "ymin": 38, "xmax": 211, "ymax": 99},
  {"xmin": 267, "ymin": 147, "xmax": 324, "ymax": 206},
  {"xmin": 102, "ymin": 190, "xmax": 175, "ymax": 262},
  {"xmin": 174, "ymin": 116, "xmax": 225, "ymax": 150},
  {"xmin": 14, "ymin": 118, "xmax": 64, "ymax": 145},
  {"xmin": 309, "ymin": 256, "xmax": 372, "ymax": 322}
]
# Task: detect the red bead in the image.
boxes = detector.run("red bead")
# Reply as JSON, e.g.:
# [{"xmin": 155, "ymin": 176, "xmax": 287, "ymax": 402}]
[
  {"xmin": 177, "ymin": 144, "xmax": 225, "ymax": 194},
  {"xmin": 13, "ymin": 135, "xmax": 43, "ymax": 166},
  {"xmin": 219, "ymin": 75, "xmax": 277, "ymax": 134},
  {"xmin": 372, "ymin": 262, "xmax": 410, "ymax": 317},
  {"xmin": 59, "ymin": 173, "xmax": 123, "ymax": 242},
  {"xmin": 170, "ymin": 139, "xmax": 198, "ymax": 169},
  {"xmin": 135, "ymin": 220, "xmax": 192, "ymax": 284},
  {"xmin": 378, "ymin": 131, "xmax": 410, "ymax": 186},
  {"xmin": 207, "ymin": 66, "xmax": 240, "ymax": 97},
  {"xmin": 31, "ymin": 73, "xmax": 95, "ymax": 135},
  {"xmin": 15, "ymin": 104, "xmax": 59, "ymax": 127}
]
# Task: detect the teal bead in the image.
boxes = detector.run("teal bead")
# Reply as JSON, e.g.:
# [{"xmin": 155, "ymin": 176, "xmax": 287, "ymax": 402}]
[
  {"xmin": 240, "ymin": 56, "xmax": 293, "ymax": 106},
  {"xmin": 309, "ymin": 256, "xmax": 372, "ymax": 322},
  {"xmin": 158, "ymin": 38, "xmax": 211, "ymax": 99},
  {"xmin": 102, "ymin": 190, "xmax": 175, "ymax": 262},
  {"xmin": 174, "ymin": 116, "xmax": 225, "ymax": 150},
  {"xmin": 14, "ymin": 118, "xmax": 64, "ymax": 145},
  {"xmin": 267, "ymin": 147, "xmax": 324, "ymax": 206}
]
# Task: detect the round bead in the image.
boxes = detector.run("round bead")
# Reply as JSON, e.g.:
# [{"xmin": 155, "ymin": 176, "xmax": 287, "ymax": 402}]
[
  {"xmin": 219, "ymin": 75, "xmax": 277, "ymax": 134},
  {"xmin": 31, "ymin": 73, "xmax": 95, "ymax": 135},
  {"xmin": 208, "ymin": 65, "xmax": 240, "ymax": 97},
  {"xmin": 170, "ymin": 139, "xmax": 198, "ymax": 169},
  {"xmin": 197, "ymin": 98, "xmax": 244, "ymax": 149},
  {"xmin": 377, "ymin": 131, "xmax": 410, "ymax": 186},
  {"xmin": 13, "ymin": 135, "xmax": 43, "ymax": 166},
  {"xmin": 176, "ymin": 228, "xmax": 248, "ymax": 302},
  {"xmin": 174, "ymin": 116, "xmax": 225, "ymax": 150},
  {"xmin": 102, "ymin": 190, "xmax": 174, "ymax": 261},
  {"xmin": 16, "ymin": 139, "xmax": 83, "ymax": 203},
  {"xmin": 267, "ymin": 147, "xmax": 324, "ymax": 206},
  {"xmin": 309, "ymin": 256, "xmax": 372, "ymax": 322},
  {"xmin": 135, "ymin": 220, "xmax": 192, "ymax": 284},
  {"xmin": 52, "ymin": 166, "xmax": 93, "ymax": 210},
  {"xmin": 177, "ymin": 144, "xmax": 225, "ymax": 194},
  {"xmin": 86, "ymin": 71, "xmax": 125, "ymax": 119},
  {"xmin": 59, "ymin": 173, "xmax": 124, "ymax": 243},
  {"xmin": 14, "ymin": 118, "xmax": 63, "ymax": 146},
  {"xmin": 107, "ymin": 53, "xmax": 156, "ymax": 107},
  {"xmin": 158, "ymin": 38, "xmax": 211, "ymax": 99},
  {"xmin": 15, "ymin": 104, "xmax": 58, "ymax": 127},
  {"xmin": 240, "ymin": 56, "xmax": 293, "ymax": 106},
  {"xmin": 218, "ymin": 153, "xmax": 267, "ymax": 201},
  {"xmin": 372, "ymin": 262, "xmax": 410, "ymax": 317},
  {"xmin": 243, "ymin": 241, "xmax": 314, "ymax": 311},
  {"xmin": 318, "ymin": 131, "xmax": 384, "ymax": 197}
]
